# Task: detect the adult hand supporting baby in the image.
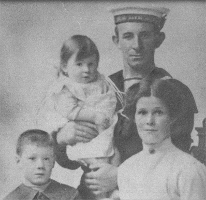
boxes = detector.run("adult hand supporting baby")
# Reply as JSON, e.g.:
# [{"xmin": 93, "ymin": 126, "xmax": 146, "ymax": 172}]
[
  {"xmin": 84, "ymin": 162, "xmax": 118, "ymax": 195},
  {"xmin": 56, "ymin": 121, "xmax": 99, "ymax": 146}
]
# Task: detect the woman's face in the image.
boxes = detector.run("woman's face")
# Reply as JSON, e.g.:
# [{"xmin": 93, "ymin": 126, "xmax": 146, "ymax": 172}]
[{"xmin": 135, "ymin": 96, "xmax": 171, "ymax": 146}]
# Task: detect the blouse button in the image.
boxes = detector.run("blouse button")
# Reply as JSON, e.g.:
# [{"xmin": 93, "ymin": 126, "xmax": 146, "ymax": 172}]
[{"xmin": 149, "ymin": 148, "xmax": 155, "ymax": 154}]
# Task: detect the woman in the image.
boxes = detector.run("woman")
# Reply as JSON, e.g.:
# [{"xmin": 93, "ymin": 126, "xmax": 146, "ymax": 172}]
[{"xmin": 118, "ymin": 77, "xmax": 206, "ymax": 200}]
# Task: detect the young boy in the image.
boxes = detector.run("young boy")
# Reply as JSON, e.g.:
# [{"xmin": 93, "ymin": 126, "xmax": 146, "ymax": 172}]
[{"xmin": 3, "ymin": 129, "xmax": 82, "ymax": 200}]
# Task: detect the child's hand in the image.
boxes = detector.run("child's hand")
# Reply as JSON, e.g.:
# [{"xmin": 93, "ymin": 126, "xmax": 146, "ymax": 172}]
[
  {"xmin": 95, "ymin": 113, "xmax": 111, "ymax": 130},
  {"xmin": 101, "ymin": 118, "xmax": 111, "ymax": 130},
  {"xmin": 56, "ymin": 121, "xmax": 98, "ymax": 145}
]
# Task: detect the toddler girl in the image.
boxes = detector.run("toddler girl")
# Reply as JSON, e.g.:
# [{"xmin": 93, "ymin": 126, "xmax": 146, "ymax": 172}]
[{"xmin": 37, "ymin": 35, "xmax": 118, "ymax": 170}]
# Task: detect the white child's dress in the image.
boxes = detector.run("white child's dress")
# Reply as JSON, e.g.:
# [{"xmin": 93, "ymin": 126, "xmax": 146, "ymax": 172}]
[{"xmin": 37, "ymin": 73, "xmax": 117, "ymax": 161}]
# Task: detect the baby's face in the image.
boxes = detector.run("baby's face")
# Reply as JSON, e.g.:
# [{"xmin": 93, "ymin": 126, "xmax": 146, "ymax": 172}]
[
  {"xmin": 65, "ymin": 54, "xmax": 98, "ymax": 84},
  {"xmin": 17, "ymin": 144, "xmax": 55, "ymax": 186}
]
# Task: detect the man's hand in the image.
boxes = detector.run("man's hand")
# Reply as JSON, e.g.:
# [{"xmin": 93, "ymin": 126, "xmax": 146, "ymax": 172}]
[
  {"xmin": 56, "ymin": 121, "xmax": 98, "ymax": 145},
  {"xmin": 84, "ymin": 163, "xmax": 118, "ymax": 195}
]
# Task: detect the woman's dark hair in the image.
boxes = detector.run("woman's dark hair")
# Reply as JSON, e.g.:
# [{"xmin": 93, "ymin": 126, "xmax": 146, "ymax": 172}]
[
  {"xmin": 59, "ymin": 35, "xmax": 100, "ymax": 75},
  {"xmin": 123, "ymin": 77, "xmax": 187, "ymax": 124}
]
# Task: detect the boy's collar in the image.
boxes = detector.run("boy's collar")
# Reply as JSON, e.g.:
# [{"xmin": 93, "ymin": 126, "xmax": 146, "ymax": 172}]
[
  {"xmin": 18, "ymin": 180, "xmax": 52, "ymax": 200},
  {"xmin": 23, "ymin": 179, "xmax": 51, "ymax": 192},
  {"xmin": 16, "ymin": 184, "xmax": 38, "ymax": 200}
]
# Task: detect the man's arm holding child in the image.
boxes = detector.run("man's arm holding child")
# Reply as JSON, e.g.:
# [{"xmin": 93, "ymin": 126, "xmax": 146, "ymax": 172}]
[
  {"xmin": 52, "ymin": 121, "xmax": 99, "ymax": 168},
  {"xmin": 84, "ymin": 162, "xmax": 118, "ymax": 195}
]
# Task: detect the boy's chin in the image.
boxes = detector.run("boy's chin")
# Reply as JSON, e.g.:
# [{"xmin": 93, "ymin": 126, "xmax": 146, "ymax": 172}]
[{"xmin": 29, "ymin": 178, "xmax": 51, "ymax": 186}]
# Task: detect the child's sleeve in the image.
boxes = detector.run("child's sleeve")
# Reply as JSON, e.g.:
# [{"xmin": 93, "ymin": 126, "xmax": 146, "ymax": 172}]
[
  {"xmin": 36, "ymin": 93, "xmax": 68, "ymax": 133},
  {"xmin": 36, "ymin": 84, "xmax": 81, "ymax": 133},
  {"xmin": 89, "ymin": 83, "xmax": 117, "ymax": 129},
  {"xmin": 95, "ymin": 82, "xmax": 117, "ymax": 119},
  {"xmin": 55, "ymin": 87, "xmax": 82, "ymax": 121}
]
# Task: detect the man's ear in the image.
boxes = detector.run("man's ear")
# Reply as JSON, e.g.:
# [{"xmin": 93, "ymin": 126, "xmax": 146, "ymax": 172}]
[
  {"xmin": 52, "ymin": 154, "xmax": 56, "ymax": 169},
  {"xmin": 155, "ymin": 32, "xmax": 165, "ymax": 49},
  {"xmin": 112, "ymin": 35, "xmax": 119, "ymax": 47},
  {"xmin": 16, "ymin": 155, "xmax": 21, "ymax": 165},
  {"xmin": 52, "ymin": 160, "xmax": 55, "ymax": 169}
]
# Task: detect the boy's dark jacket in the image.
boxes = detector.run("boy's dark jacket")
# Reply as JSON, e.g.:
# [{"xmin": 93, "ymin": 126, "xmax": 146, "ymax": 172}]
[{"xmin": 3, "ymin": 179, "xmax": 82, "ymax": 200}]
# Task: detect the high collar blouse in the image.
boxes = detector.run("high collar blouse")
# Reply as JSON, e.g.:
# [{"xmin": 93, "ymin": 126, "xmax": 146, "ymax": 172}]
[{"xmin": 118, "ymin": 137, "xmax": 206, "ymax": 200}]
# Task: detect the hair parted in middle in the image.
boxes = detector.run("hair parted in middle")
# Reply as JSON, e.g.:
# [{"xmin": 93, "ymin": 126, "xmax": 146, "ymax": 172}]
[{"xmin": 123, "ymin": 76, "xmax": 188, "ymax": 124}]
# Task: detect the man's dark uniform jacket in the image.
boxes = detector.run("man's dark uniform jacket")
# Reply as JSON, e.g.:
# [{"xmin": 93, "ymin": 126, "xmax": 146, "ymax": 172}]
[
  {"xmin": 52, "ymin": 67, "xmax": 198, "ymax": 199},
  {"xmin": 109, "ymin": 68, "xmax": 197, "ymax": 162}
]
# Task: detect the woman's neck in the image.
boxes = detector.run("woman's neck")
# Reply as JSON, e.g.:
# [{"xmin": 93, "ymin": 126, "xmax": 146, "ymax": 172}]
[{"xmin": 143, "ymin": 135, "xmax": 171, "ymax": 150}]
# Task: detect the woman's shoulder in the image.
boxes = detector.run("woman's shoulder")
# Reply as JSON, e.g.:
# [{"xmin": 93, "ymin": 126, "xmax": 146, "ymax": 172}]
[
  {"xmin": 166, "ymin": 147, "xmax": 206, "ymax": 199},
  {"xmin": 171, "ymin": 147, "xmax": 206, "ymax": 173}
]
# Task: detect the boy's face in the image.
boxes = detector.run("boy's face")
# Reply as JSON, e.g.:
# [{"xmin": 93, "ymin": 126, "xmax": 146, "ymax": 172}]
[
  {"xmin": 17, "ymin": 144, "xmax": 55, "ymax": 186},
  {"xmin": 64, "ymin": 54, "xmax": 98, "ymax": 84}
]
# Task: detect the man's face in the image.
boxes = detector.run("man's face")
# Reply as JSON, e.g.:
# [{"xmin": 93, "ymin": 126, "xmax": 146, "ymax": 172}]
[{"xmin": 114, "ymin": 22, "xmax": 163, "ymax": 70}]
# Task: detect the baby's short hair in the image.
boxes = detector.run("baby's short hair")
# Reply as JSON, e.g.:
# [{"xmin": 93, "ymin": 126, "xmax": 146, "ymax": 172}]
[
  {"xmin": 60, "ymin": 35, "xmax": 100, "ymax": 69},
  {"xmin": 16, "ymin": 129, "xmax": 54, "ymax": 156}
]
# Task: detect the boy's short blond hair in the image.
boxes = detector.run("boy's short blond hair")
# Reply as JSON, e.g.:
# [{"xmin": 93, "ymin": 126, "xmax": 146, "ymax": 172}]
[{"xmin": 16, "ymin": 129, "xmax": 54, "ymax": 156}]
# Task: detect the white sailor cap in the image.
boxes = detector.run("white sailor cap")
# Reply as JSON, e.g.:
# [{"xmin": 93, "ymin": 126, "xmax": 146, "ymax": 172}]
[{"xmin": 110, "ymin": 6, "xmax": 170, "ymax": 30}]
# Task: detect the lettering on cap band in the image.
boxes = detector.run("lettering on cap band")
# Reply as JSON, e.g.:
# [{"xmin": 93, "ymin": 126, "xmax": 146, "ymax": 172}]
[
  {"xmin": 114, "ymin": 14, "xmax": 166, "ymax": 29},
  {"xmin": 110, "ymin": 6, "xmax": 169, "ymax": 30}
]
